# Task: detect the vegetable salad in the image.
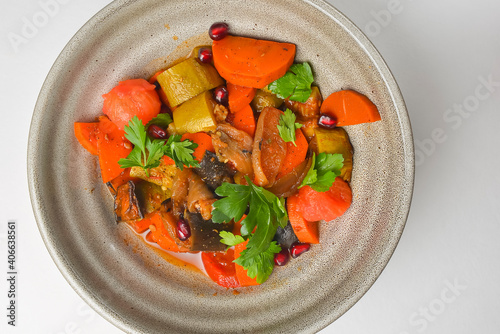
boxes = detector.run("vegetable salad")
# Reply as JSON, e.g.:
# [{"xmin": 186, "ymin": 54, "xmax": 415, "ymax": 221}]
[{"xmin": 74, "ymin": 23, "xmax": 381, "ymax": 288}]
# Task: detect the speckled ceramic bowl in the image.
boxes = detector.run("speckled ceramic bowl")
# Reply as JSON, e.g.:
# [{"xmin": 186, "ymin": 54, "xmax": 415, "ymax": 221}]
[{"xmin": 28, "ymin": 0, "xmax": 414, "ymax": 333}]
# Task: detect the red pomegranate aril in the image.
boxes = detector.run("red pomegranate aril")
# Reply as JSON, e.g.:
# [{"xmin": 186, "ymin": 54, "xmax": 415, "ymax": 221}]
[
  {"xmin": 176, "ymin": 219, "xmax": 191, "ymax": 241},
  {"xmin": 290, "ymin": 242, "xmax": 310, "ymax": 258},
  {"xmin": 147, "ymin": 124, "xmax": 167, "ymax": 139},
  {"xmin": 318, "ymin": 114, "xmax": 337, "ymax": 129},
  {"xmin": 198, "ymin": 47, "xmax": 213, "ymax": 63},
  {"xmin": 274, "ymin": 248, "xmax": 290, "ymax": 266},
  {"xmin": 209, "ymin": 22, "xmax": 229, "ymax": 41},
  {"xmin": 214, "ymin": 86, "xmax": 229, "ymax": 106}
]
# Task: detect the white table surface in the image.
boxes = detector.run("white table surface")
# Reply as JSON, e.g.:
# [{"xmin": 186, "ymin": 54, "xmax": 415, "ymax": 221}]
[{"xmin": 1, "ymin": 0, "xmax": 499, "ymax": 333}]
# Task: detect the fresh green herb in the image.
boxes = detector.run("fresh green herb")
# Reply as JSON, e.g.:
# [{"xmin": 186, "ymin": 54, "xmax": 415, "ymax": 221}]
[
  {"xmin": 212, "ymin": 177, "xmax": 288, "ymax": 283},
  {"xmin": 118, "ymin": 116, "xmax": 198, "ymax": 174},
  {"xmin": 300, "ymin": 152, "xmax": 344, "ymax": 192},
  {"xmin": 268, "ymin": 62, "xmax": 314, "ymax": 103},
  {"xmin": 118, "ymin": 116, "xmax": 167, "ymax": 176},
  {"xmin": 146, "ymin": 113, "xmax": 173, "ymax": 128},
  {"xmin": 164, "ymin": 134, "xmax": 199, "ymax": 170},
  {"xmin": 277, "ymin": 109, "xmax": 302, "ymax": 146},
  {"xmin": 219, "ymin": 231, "xmax": 245, "ymax": 248}
]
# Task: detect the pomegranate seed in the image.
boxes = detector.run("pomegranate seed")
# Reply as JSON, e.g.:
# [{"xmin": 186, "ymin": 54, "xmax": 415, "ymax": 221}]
[
  {"xmin": 209, "ymin": 22, "xmax": 229, "ymax": 41},
  {"xmin": 176, "ymin": 219, "xmax": 191, "ymax": 241},
  {"xmin": 147, "ymin": 124, "xmax": 167, "ymax": 139},
  {"xmin": 198, "ymin": 47, "xmax": 213, "ymax": 63},
  {"xmin": 214, "ymin": 86, "xmax": 229, "ymax": 106},
  {"xmin": 318, "ymin": 114, "xmax": 337, "ymax": 129},
  {"xmin": 290, "ymin": 242, "xmax": 310, "ymax": 258},
  {"xmin": 274, "ymin": 248, "xmax": 290, "ymax": 266}
]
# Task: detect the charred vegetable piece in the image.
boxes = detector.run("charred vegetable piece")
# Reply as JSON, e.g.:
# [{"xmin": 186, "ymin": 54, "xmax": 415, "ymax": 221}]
[
  {"xmin": 313, "ymin": 127, "xmax": 353, "ymax": 182},
  {"xmin": 172, "ymin": 91, "xmax": 218, "ymax": 134},
  {"xmin": 273, "ymin": 222, "xmax": 299, "ymax": 250},
  {"xmin": 211, "ymin": 123, "xmax": 254, "ymax": 176},
  {"xmin": 129, "ymin": 159, "xmax": 178, "ymax": 189},
  {"xmin": 185, "ymin": 212, "xmax": 233, "ymax": 252},
  {"xmin": 284, "ymin": 86, "xmax": 322, "ymax": 119},
  {"xmin": 194, "ymin": 151, "xmax": 234, "ymax": 191},
  {"xmin": 114, "ymin": 181, "xmax": 143, "ymax": 222},
  {"xmin": 157, "ymin": 57, "xmax": 223, "ymax": 107},
  {"xmin": 250, "ymin": 89, "xmax": 284, "ymax": 113},
  {"xmin": 134, "ymin": 181, "xmax": 171, "ymax": 215}
]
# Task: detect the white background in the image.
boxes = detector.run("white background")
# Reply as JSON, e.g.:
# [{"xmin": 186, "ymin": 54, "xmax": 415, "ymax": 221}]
[{"xmin": 1, "ymin": 0, "xmax": 499, "ymax": 333}]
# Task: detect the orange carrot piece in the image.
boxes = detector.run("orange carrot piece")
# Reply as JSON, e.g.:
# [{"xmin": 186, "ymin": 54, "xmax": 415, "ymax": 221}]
[
  {"xmin": 226, "ymin": 104, "xmax": 256, "ymax": 137},
  {"xmin": 234, "ymin": 240, "xmax": 260, "ymax": 287},
  {"xmin": 149, "ymin": 211, "xmax": 188, "ymax": 252},
  {"xmin": 276, "ymin": 128, "xmax": 308, "ymax": 179},
  {"xmin": 212, "ymin": 35, "xmax": 296, "ymax": 88},
  {"xmin": 201, "ymin": 250, "xmax": 240, "ymax": 288},
  {"xmin": 227, "ymin": 82, "xmax": 256, "ymax": 113},
  {"xmin": 74, "ymin": 122, "xmax": 99, "ymax": 155},
  {"xmin": 287, "ymin": 194, "xmax": 319, "ymax": 244},
  {"xmin": 295, "ymin": 178, "xmax": 352, "ymax": 222},
  {"xmin": 320, "ymin": 90, "xmax": 381, "ymax": 126},
  {"xmin": 96, "ymin": 116, "xmax": 133, "ymax": 183},
  {"xmin": 132, "ymin": 213, "xmax": 154, "ymax": 234},
  {"xmin": 181, "ymin": 132, "xmax": 215, "ymax": 162}
]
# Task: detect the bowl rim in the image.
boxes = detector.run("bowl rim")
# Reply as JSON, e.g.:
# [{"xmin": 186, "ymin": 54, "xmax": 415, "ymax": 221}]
[{"xmin": 28, "ymin": 0, "xmax": 414, "ymax": 332}]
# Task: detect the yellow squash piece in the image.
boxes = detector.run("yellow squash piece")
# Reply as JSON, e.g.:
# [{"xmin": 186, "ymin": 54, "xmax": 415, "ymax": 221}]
[
  {"xmin": 250, "ymin": 89, "xmax": 284, "ymax": 113},
  {"xmin": 313, "ymin": 127, "xmax": 354, "ymax": 182},
  {"xmin": 173, "ymin": 91, "xmax": 217, "ymax": 134},
  {"xmin": 157, "ymin": 57, "xmax": 223, "ymax": 107}
]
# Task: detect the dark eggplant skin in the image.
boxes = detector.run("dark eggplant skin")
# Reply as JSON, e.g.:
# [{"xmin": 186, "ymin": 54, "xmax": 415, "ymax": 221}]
[
  {"xmin": 134, "ymin": 181, "xmax": 170, "ymax": 215},
  {"xmin": 194, "ymin": 151, "xmax": 233, "ymax": 191},
  {"xmin": 185, "ymin": 211, "xmax": 233, "ymax": 251},
  {"xmin": 114, "ymin": 181, "xmax": 143, "ymax": 222},
  {"xmin": 273, "ymin": 222, "xmax": 299, "ymax": 249}
]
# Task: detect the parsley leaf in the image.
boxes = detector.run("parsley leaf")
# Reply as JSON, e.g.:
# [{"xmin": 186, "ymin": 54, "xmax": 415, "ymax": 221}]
[
  {"xmin": 118, "ymin": 116, "xmax": 167, "ymax": 176},
  {"xmin": 164, "ymin": 134, "xmax": 200, "ymax": 170},
  {"xmin": 212, "ymin": 177, "xmax": 288, "ymax": 283},
  {"xmin": 268, "ymin": 63, "xmax": 314, "ymax": 103},
  {"xmin": 146, "ymin": 113, "xmax": 172, "ymax": 128},
  {"xmin": 219, "ymin": 231, "xmax": 245, "ymax": 247},
  {"xmin": 300, "ymin": 152, "xmax": 344, "ymax": 192},
  {"xmin": 277, "ymin": 109, "xmax": 302, "ymax": 146}
]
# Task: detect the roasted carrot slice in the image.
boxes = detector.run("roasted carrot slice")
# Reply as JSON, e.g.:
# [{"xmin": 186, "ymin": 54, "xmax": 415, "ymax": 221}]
[
  {"xmin": 132, "ymin": 213, "xmax": 155, "ymax": 234},
  {"xmin": 202, "ymin": 250, "xmax": 240, "ymax": 288},
  {"xmin": 295, "ymin": 178, "xmax": 352, "ymax": 222},
  {"xmin": 320, "ymin": 90, "xmax": 381, "ymax": 126},
  {"xmin": 227, "ymin": 83, "xmax": 256, "ymax": 112},
  {"xmin": 181, "ymin": 132, "xmax": 215, "ymax": 162},
  {"xmin": 226, "ymin": 104, "xmax": 256, "ymax": 137},
  {"xmin": 287, "ymin": 195, "xmax": 319, "ymax": 244},
  {"xmin": 212, "ymin": 35, "xmax": 296, "ymax": 88},
  {"xmin": 276, "ymin": 128, "xmax": 308, "ymax": 179},
  {"xmin": 96, "ymin": 116, "xmax": 132, "ymax": 183},
  {"xmin": 74, "ymin": 122, "xmax": 99, "ymax": 155},
  {"xmin": 149, "ymin": 211, "xmax": 189, "ymax": 252},
  {"xmin": 233, "ymin": 240, "xmax": 260, "ymax": 287}
]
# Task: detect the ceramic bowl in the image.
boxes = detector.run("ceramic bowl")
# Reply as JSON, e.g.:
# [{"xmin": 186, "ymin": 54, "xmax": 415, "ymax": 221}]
[{"xmin": 28, "ymin": 0, "xmax": 414, "ymax": 332}]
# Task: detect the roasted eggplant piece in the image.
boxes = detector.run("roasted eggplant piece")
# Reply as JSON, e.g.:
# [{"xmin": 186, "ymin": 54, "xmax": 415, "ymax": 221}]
[
  {"xmin": 184, "ymin": 212, "xmax": 233, "ymax": 251},
  {"xmin": 194, "ymin": 151, "xmax": 233, "ymax": 191},
  {"xmin": 114, "ymin": 181, "xmax": 143, "ymax": 222},
  {"xmin": 134, "ymin": 181, "xmax": 171, "ymax": 215},
  {"xmin": 274, "ymin": 221, "xmax": 299, "ymax": 250}
]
